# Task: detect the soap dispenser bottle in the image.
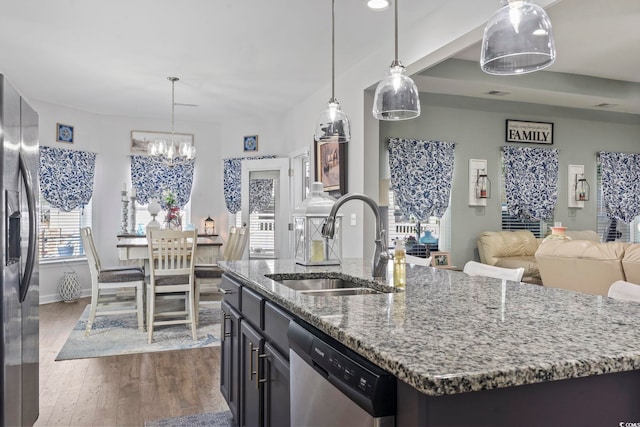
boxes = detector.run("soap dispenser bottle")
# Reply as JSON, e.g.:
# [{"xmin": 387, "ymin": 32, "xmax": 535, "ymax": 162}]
[{"xmin": 393, "ymin": 239, "xmax": 406, "ymax": 289}]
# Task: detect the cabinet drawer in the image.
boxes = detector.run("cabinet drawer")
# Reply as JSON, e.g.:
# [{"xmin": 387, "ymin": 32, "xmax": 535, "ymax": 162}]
[
  {"xmin": 242, "ymin": 287, "xmax": 264, "ymax": 329},
  {"xmin": 264, "ymin": 301, "xmax": 293, "ymax": 355},
  {"xmin": 220, "ymin": 274, "xmax": 242, "ymax": 310}
]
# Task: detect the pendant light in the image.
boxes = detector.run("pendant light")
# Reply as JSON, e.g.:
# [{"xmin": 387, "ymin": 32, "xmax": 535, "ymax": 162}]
[
  {"xmin": 147, "ymin": 77, "xmax": 196, "ymax": 167},
  {"xmin": 372, "ymin": 0, "xmax": 420, "ymax": 121},
  {"xmin": 480, "ymin": 0, "xmax": 556, "ymax": 75},
  {"xmin": 314, "ymin": 0, "xmax": 351, "ymax": 143}
]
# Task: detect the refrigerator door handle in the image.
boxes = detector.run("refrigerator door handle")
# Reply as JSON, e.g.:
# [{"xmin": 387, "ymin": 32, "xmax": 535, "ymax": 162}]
[{"xmin": 18, "ymin": 152, "xmax": 36, "ymax": 303}]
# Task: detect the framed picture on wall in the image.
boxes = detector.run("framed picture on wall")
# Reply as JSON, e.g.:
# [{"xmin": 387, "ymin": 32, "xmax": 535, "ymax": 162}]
[
  {"xmin": 56, "ymin": 123, "xmax": 74, "ymax": 143},
  {"xmin": 243, "ymin": 135, "xmax": 258, "ymax": 152},
  {"xmin": 314, "ymin": 137, "xmax": 347, "ymax": 196},
  {"xmin": 130, "ymin": 130, "xmax": 194, "ymax": 154}
]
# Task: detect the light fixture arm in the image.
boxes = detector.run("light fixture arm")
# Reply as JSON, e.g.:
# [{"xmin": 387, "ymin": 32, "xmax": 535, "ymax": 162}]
[{"xmin": 168, "ymin": 76, "xmax": 178, "ymax": 136}]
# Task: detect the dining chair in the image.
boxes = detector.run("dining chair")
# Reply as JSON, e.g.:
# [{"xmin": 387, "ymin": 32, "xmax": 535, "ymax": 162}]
[
  {"xmin": 146, "ymin": 229, "xmax": 197, "ymax": 344},
  {"xmin": 194, "ymin": 225, "xmax": 245, "ymax": 323},
  {"xmin": 463, "ymin": 260, "xmax": 525, "ymax": 282},
  {"xmin": 608, "ymin": 280, "xmax": 640, "ymax": 302},
  {"xmin": 230, "ymin": 224, "xmax": 249, "ymax": 260},
  {"xmin": 80, "ymin": 227, "xmax": 145, "ymax": 336}
]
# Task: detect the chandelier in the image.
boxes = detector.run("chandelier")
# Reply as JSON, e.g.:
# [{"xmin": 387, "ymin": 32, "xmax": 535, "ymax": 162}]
[{"xmin": 147, "ymin": 77, "xmax": 196, "ymax": 167}]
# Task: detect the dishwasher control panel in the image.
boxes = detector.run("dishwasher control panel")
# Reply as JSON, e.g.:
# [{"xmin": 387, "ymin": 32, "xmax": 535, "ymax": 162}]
[{"xmin": 312, "ymin": 339, "xmax": 377, "ymax": 398}]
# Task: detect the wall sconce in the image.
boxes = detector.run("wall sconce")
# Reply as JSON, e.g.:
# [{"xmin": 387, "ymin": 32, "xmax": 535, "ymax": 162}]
[
  {"xmin": 204, "ymin": 216, "xmax": 216, "ymax": 235},
  {"xmin": 469, "ymin": 159, "xmax": 488, "ymax": 206},
  {"xmin": 475, "ymin": 169, "xmax": 491, "ymax": 200},
  {"xmin": 568, "ymin": 164, "xmax": 587, "ymax": 208},
  {"xmin": 575, "ymin": 174, "xmax": 590, "ymax": 202}
]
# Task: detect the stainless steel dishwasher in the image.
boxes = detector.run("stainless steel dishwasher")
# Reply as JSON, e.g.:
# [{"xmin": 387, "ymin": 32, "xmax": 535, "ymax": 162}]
[{"xmin": 288, "ymin": 321, "xmax": 396, "ymax": 427}]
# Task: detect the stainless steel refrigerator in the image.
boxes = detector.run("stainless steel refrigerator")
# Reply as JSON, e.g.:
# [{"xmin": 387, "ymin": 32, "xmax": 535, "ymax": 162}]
[{"xmin": 1, "ymin": 74, "xmax": 39, "ymax": 426}]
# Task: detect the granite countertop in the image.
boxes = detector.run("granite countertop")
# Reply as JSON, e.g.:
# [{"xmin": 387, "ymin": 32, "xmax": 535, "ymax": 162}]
[{"xmin": 217, "ymin": 258, "xmax": 640, "ymax": 396}]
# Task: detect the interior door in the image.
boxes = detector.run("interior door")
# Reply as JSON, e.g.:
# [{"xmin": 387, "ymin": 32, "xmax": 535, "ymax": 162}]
[{"xmin": 240, "ymin": 158, "xmax": 291, "ymax": 260}]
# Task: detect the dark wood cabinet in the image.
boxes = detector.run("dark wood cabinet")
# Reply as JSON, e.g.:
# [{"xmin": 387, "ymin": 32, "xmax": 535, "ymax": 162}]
[
  {"xmin": 221, "ymin": 273, "xmax": 292, "ymax": 427},
  {"xmin": 262, "ymin": 342, "xmax": 290, "ymax": 427},
  {"xmin": 240, "ymin": 321, "xmax": 264, "ymax": 427},
  {"xmin": 220, "ymin": 301, "xmax": 240, "ymax": 420}
]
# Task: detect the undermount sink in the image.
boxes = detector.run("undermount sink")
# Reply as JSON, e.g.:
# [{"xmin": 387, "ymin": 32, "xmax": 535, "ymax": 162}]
[{"xmin": 265, "ymin": 274, "xmax": 395, "ymax": 296}]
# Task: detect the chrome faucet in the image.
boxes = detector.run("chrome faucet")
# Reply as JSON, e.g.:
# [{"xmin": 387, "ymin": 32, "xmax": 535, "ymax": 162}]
[{"xmin": 322, "ymin": 193, "xmax": 389, "ymax": 279}]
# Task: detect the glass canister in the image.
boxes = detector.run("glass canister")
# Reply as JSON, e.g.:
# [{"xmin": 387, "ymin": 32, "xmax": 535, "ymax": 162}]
[{"xmin": 293, "ymin": 182, "xmax": 342, "ymax": 266}]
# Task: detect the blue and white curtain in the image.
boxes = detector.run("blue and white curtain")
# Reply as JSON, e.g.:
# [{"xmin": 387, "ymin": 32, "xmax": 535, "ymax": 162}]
[
  {"xmin": 39, "ymin": 146, "xmax": 96, "ymax": 211},
  {"xmin": 223, "ymin": 156, "xmax": 275, "ymax": 214},
  {"xmin": 599, "ymin": 151, "xmax": 640, "ymax": 223},
  {"xmin": 130, "ymin": 155, "xmax": 194, "ymax": 209},
  {"xmin": 249, "ymin": 179, "xmax": 273, "ymax": 213},
  {"xmin": 388, "ymin": 138, "xmax": 456, "ymax": 220},
  {"xmin": 503, "ymin": 146, "xmax": 558, "ymax": 221}
]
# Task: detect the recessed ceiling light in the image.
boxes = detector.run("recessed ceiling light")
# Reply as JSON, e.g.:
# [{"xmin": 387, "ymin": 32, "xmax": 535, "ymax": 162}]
[
  {"xmin": 367, "ymin": 0, "xmax": 391, "ymax": 11},
  {"xmin": 486, "ymin": 90, "xmax": 511, "ymax": 96}
]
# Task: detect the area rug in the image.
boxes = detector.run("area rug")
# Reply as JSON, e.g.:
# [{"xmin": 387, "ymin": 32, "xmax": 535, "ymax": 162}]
[
  {"xmin": 145, "ymin": 410, "xmax": 236, "ymax": 427},
  {"xmin": 56, "ymin": 301, "xmax": 222, "ymax": 361}
]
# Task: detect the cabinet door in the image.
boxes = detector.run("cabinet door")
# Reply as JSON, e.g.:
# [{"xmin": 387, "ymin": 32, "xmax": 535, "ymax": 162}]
[
  {"xmin": 262, "ymin": 342, "xmax": 290, "ymax": 427},
  {"xmin": 241, "ymin": 321, "xmax": 264, "ymax": 427},
  {"xmin": 221, "ymin": 301, "xmax": 241, "ymax": 421}
]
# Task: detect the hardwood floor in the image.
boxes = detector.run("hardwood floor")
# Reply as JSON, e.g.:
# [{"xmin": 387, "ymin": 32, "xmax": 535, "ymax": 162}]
[{"xmin": 35, "ymin": 297, "xmax": 229, "ymax": 426}]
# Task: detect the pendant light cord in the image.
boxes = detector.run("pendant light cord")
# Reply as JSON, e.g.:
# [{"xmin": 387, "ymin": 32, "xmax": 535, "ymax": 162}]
[
  {"xmin": 394, "ymin": 0, "xmax": 399, "ymax": 64},
  {"xmin": 169, "ymin": 77, "xmax": 177, "ymax": 135},
  {"xmin": 331, "ymin": 0, "xmax": 335, "ymax": 101}
]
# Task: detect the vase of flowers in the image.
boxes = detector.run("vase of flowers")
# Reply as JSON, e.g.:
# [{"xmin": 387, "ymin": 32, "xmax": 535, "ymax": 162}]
[{"xmin": 161, "ymin": 190, "xmax": 182, "ymax": 230}]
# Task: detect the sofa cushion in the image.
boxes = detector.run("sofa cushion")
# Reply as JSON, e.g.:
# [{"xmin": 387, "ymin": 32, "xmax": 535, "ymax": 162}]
[
  {"xmin": 622, "ymin": 244, "xmax": 640, "ymax": 284},
  {"xmin": 535, "ymin": 239, "xmax": 629, "ymax": 296},
  {"xmin": 494, "ymin": 255, "xmax": 539, "ymax": 279},
  {"xmin": 564, "ymin": 230, "xmax": 600, "ymax": 242},
  {"xmin": 477, "ymin": 230, "xmax": 539, "ymax": 265}
]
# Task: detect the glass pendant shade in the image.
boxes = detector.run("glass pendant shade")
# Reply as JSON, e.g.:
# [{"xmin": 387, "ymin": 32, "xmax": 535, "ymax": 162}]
[
  {"xmin": 314, "ymin": 0, "xmax": 351, "ymax": 143},
  {"xmin": 372, "ymin": 0, "xmax": 420, "ymax": 121},
  {"xmin": 575, "ymin": 174, "xmax": 590, "ymax": 202},
  {"xmin": 373, "ymin": 63, "xmax": 420, "ymax": 120},
  {"xmin": 315, "ymin": 100, "xmax": 351, "ymax": 143},
  {"xmin": 481, "ymin": 0, "xmax": 556, "ymax": 75}
]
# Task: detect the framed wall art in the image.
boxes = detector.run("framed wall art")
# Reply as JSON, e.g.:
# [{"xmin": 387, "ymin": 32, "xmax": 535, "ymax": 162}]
[
  {"xmin": 130, "ymin": 130, "xmax": 194, "ymax": 154},
  {"xmin": 243, "ymin": 135, "xmax": 258, "ymax": 152},
  {"xmin": 506, "ymin": 119, "xmax": 554, "ymax": 144},
  {"xmin": 314, "ymin": 138, "xmax": 347, "ymax": 196},
  {"xmin": 56, "ymin": 123, "xmax": 74, "ymax": 143}
]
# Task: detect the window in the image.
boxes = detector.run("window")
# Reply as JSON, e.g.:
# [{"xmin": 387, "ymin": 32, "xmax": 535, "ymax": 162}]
[
  {"xmin": 39, "ymin": 195, "xmax": 92, "ymax": 260},
  {"xmin": 596, "ymin": 162, "xmax": 640, "ymax": 243},
  {"xmin": 135, "ymin": 200, "xmax": 191, "ymax": 234},
  {"xmin": 386, "ymin": 190, "xmax": 447, "ymax": 254},
  {"xmin": 500, "ymin": 160, "xmax": 553, "ymax": 238}
]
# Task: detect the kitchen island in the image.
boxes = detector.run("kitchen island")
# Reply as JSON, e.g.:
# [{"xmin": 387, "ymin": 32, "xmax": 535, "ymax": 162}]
[{"xmin": 218, "ymin": 259, "xmax": 640, "ymax": 426}]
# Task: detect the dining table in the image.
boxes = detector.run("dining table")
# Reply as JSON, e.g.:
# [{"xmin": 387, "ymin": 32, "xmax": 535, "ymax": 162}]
[{"xmin": 116, "ymin": 234, "xmax": 223, "ymax": 267}]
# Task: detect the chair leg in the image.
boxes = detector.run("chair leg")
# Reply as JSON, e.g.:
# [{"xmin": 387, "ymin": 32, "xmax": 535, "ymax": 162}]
[
  {"xmin": 136, "ymin": 284, "xmax": 145, "ymax": 332},
  {"xmin": 189, "ymin": 290, "xmax": 197, "ymax": 341},
  {"xmin": 147, "ymin": 286, "xmax": 155, "ymax": 344},
  {"xmin": 84, "ymin": 288, "xmax": 100, "ymax": 337},
  {"xmin": 194, "ymin": 279, "xmax": 201, "ymax": 325}
]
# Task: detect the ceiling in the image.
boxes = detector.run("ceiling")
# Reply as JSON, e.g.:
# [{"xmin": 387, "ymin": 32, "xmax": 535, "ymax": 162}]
[{"xmin": 0, "ymin": 0, "xmax": 638, "ymax": 124}]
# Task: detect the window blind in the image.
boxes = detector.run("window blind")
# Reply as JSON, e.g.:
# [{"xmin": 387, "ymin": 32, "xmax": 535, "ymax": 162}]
[{"xmin": 39, "ymin": 195, "xmax": 92, "ymax": 260}]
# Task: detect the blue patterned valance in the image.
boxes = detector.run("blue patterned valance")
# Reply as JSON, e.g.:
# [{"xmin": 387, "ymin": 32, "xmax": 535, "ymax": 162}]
[
  {"xmin": 39, "ymin": 146, "xmax": 96, "ymax": 211},
  {"xmin": 503, "ymin": 146, "xmax": 558, "ymax": 221},
  {"xmin": 600, "ymin": 151, "xmax": 640, "ymax": 223},
  {"xmin": 223, "ymin": 156, "xmax": 276, "ymax": 214},
  {"xmin": 388, "ymin": 138, "xmax": 456, "ymax": 220},
  {"xmin": 130, "ymin": 155, "xmax": 194, "ymax": 209}
]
